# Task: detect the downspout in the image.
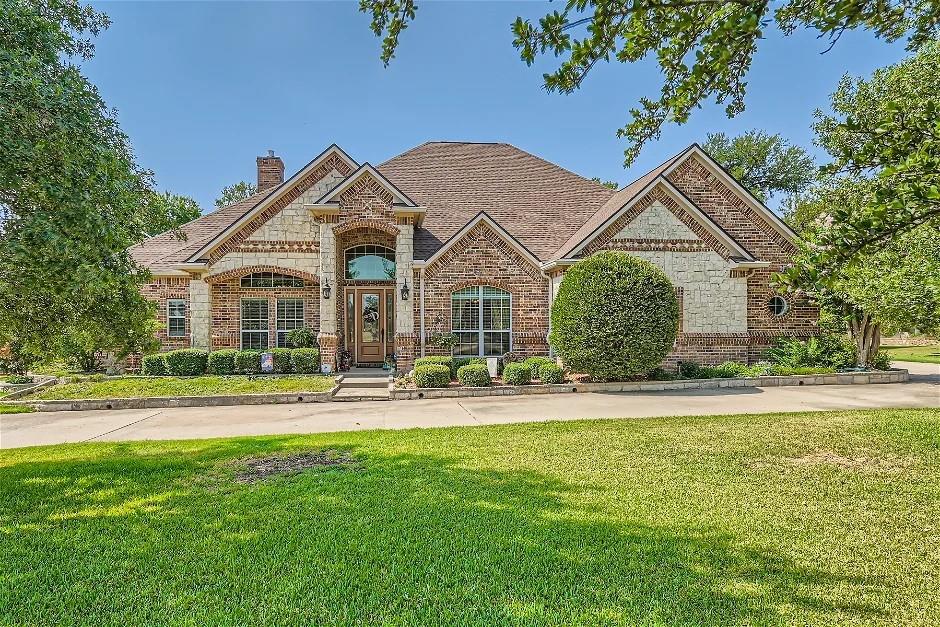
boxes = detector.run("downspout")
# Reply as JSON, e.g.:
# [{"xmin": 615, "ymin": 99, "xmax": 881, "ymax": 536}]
[{"xmin": 419, "ymin": 267, "xmax": 426, "ymax": 357}]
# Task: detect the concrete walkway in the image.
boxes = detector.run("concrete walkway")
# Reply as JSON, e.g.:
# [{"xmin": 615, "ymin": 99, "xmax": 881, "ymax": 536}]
[{"xmin": 2, "ymin": 361, "xmax": 937, "ymax": 449}]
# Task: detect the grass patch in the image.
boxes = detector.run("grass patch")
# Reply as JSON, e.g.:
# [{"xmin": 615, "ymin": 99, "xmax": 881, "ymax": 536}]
[
  {"xmin": 0, "ymin": 403, "xmax": 32, "ymax": 414},
  {"xmin": 883, "ymin": 344, "xmax": 940, "ymax": 364},
  {"xmin": 27, "ymin": 375, "xmax": 334, "ymax": 400},
  {"xmin": 1, "ymin": 409, "xmax": 938, "ymax": 624}
]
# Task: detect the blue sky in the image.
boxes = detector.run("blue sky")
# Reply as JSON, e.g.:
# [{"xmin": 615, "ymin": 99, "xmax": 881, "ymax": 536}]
[{"xmin": 85, "ymin": 1, "xmax": 909, "ymax": 211}]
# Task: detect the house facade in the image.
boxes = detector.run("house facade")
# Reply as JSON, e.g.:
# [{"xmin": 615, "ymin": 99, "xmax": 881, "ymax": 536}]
[{"xmin": 130, "ymin": 141, "xmax": 817, "ymax": 373}]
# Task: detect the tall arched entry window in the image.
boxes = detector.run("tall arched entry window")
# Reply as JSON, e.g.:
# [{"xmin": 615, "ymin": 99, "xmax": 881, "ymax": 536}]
[
  {"xmin": 451, "ymin": 286, "xmax": 511, "ymax": 356},
  {"xmin": 345, "ymin": 245, "xmax": 396, "ymax": 281}
]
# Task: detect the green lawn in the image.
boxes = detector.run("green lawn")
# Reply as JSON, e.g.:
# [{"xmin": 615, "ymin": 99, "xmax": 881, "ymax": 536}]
[
  {"xmin": 1, "ymin": 409, "xmax": 938, "ymax": 625},
  {"xmin": 27, "ymin": 375, "xmax": 335, "ymax": 400},
  {"xmin": 0, "ymin": 403, "xmax": 32, "ymax": 414},
  {"xmin": 883, "ymin": 344, "xmax": 940, "ymax": 364}
]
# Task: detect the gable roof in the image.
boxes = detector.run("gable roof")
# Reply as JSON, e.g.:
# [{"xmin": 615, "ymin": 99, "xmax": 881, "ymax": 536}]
[
  {"xmin": 417, "ymin": 211, "xmax": 542, "ymax": 270},
  {"xmin": 311, "ymin": 163, "xmax": 418, "ymax": 207},
  {"xmin": 378, "ymin": 142, "xmax": 617, "ymax": 261}
]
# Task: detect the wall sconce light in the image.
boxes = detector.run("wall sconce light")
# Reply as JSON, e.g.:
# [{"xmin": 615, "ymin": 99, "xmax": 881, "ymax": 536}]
[
  {"xmin": 400, "ymin": 278, "xmax": 410, "ymax": 301},
  {"xmin": 322, "ymin": 276, "xmax": 331, "ymax": 300}
]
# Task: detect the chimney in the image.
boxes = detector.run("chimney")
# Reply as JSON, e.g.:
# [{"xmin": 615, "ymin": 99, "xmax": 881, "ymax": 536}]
[{"xmin": 256, "ymin": 149, "xmax": 284, "ymax": 191}]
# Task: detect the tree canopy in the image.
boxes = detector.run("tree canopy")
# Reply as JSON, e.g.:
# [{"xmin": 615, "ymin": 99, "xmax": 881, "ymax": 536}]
[
  {"xmin": 216, "ymin": 181, "xmax": 256, "ymax": 208},
  {"xmin": 702, "ymin": 130, "xmax": 815, "ymax": 202},
  {"xmin": 0, "ymin": 0, "xmax": 179, "ymax": 360},
  {"xmin": 360, "ymin": 0, "xmax": 939, "ymax": 165}
]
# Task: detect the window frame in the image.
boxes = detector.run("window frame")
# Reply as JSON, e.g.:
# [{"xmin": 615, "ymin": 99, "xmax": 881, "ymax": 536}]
[
  {"xmin": 767, "ymin": 295, "xmax": 789, "ymax": 317},
  {"xmin": 166, "ymin": 299, "xmax": 186, "ymax": 339},
  {"xmin": 451, "ymin": 285, "xmax": 512, "ymax": 357},
  {"xmin": 240, "ymin": 298, "xmax": 270, "ymax": 350},
  {"xmin": 276, "ymin": 298, "xmax": 305, "ymax": 348},
  {"xmin": 239, "ymin": 272, "xmax": 305, "ymax": 289}
]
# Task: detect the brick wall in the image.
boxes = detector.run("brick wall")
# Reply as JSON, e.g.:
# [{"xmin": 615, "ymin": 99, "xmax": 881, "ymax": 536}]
[
  {"xmin": 421, "ymin": 221, "xmax": 550, "ymax": 358},
  {"xmin": 209, "ymin": 279, "xmax": 320, "ymax": 350},
  {"xmin": 140, "ymin": 277, "xmax": 191, "ymax": 351}
]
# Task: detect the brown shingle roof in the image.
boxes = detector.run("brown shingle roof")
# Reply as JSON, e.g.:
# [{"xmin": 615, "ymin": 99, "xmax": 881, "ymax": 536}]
[
  {"xmin": 378, "ymin": 142, "xmax": 617, "ymax": 261},
  {"xmin": 128, "ymin": 188, "xmax": 274, "ymax": 272}
]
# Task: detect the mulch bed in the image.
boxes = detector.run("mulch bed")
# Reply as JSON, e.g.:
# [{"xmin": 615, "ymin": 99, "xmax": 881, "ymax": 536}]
[{"xmin": 234, "ymin": 450, "xmax": 357, "ymax": 483}]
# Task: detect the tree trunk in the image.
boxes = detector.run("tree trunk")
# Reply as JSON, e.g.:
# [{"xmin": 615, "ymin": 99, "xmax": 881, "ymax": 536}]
[{"xmin": 849, "ymin": 312, "xmax": 882, "ymax": 368}]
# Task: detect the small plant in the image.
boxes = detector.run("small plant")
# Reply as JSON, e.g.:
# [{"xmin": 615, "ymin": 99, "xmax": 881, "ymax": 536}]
[
  {"xmin": 141, "ymin": 353, "xmax": 168, "ymax": 376},
  {"xmin": 647, "ymin": 367, "xmax": 678, "ymax": 381},
  {"xmin": 291, "ymin": 348, "xmax": 321, "ymax": 374},
  {"xmin": 285, "ymin": 327, "xmax": 316, "ymax": 349},
  {"xmin": 270, "ymin": 348, "xmax": 293, "ymax": 374},
  {"xmin": 502, "ymin": 362, "xmax": 532, "ymax": 385},
  {"xmin": 766, "ymin": 335, "xmax": 857, "ymax": 370},
  {"xmin": 207, "ymin": 350, "xmax": 238, "ymax": 375},
  {"xmin": 870, "ymin": 350, "xmax": 892, "ymax": 370},
  {"xmin": 427, "ymin": 332, "xmax": 458, "ymax": 352},
  {"xmin": 235, "ymin": 350, "xmax": 263, "ymax": 375},
  {"xmin": 457, "ymin": 363, "xmax": 491, "ymax": 387},
  {"xmin": 524, "ymin": 356, "xmax": 554, "ymax": 372},
  {"xmin": 164, "ymin": 349, "xmax": 209, "ymax": 377},
  {"xmin": 678, "ymin": 361, "xmax": 701, "ymax": 378},
  {"xmin": 5, "ymin": 374, "xmax": 33, "ymax": 385},
  {"xmin": 413, "ymin": 364, "xmax": 450, "ymax": 388},
  {"xmin": 414, "ymin": 356, "xmax": 456, "ymax": 379},
  {"xmin": 537, "ymin": 363, "xmax": 564, "ymax": 384}
]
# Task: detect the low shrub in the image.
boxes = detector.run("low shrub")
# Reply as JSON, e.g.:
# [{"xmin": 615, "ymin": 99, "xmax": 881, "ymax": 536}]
[
  {"xmin": 457, "ymin": 363, "xmax": 491, "ymax": 387},
  {"xmin": 503, "ymin": 362, "xmax": 531, "ymax": 385},
  {"xmin": 870, "ymin": 351, "xmax": 892, "ymax": 371},
  {"xmin": 766, "ymin": 335, "xmax": 857, "ymax": 370},
  {"xmin": 454, "ymin": 357, "xmax": 487, "ymax": 373},
  {"xmin": 141, "ymin": 353, "xmax": 168, "ymax": 376},
  {"xmin": 207, "ymin": 350, "xmax": 237, "ymax": 375},
  {"xmin": 678, "ymin": 361, "xmax": 701, "ymax": 378},
  {"xmin": 5, "ymin": 374, "xmax": 34, "ymax": 385},
  {"xmin": 414, "ymin": 364, "xmax": 450, "ymax": 388},
  {"xmin": 537, "ymin": 363, "xmax": 564, "ymax": 384},
  {"xmin": 647, "ymin": 367, "xmax": 678, "ymax": 381},
  {"xmin": 524, "ymin": 356, "xmax": 554, "ymax": 371},
  {"xmin": 285, "ymin": 327, "xmax": 316, "ymax": 349},
  {"xmin": 291, "ymin": 348, "xmax": 321, "ymax": 374},
  {"xmin": 414, "ymin": 356, "xmax": 455, "ymax": 379},
  {"xmin": 164, "ymin": 349, "xmax": 209, "ymax": 377},
  {"xmin": 235, "ymin": 350, "xmax": 263, "ymax": 374},
  {"xmin": 271, "ymin": 348, "xmax": 293, "ymax": 374}
]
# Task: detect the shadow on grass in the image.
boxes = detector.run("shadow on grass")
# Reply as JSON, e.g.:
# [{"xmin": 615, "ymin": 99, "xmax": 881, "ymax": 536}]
[{"xmin": 0, "ymin": 437, "xmax": 883, "ymax": 624}]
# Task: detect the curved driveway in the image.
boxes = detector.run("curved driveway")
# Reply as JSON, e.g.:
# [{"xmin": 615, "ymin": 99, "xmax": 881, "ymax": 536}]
[{"xmin": 2, "ymin": 361, "xmax": 937, "ymax": 449}]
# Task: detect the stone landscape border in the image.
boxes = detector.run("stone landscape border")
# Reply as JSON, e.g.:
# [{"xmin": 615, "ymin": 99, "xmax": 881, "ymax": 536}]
[{"xmin": 389, "ymin": 369, "xmax": 909, "ymax": 400}]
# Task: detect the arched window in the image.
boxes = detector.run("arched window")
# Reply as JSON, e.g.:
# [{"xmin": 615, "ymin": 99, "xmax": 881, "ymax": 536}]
[
  {"xmin": 767, "ymin": 295, "xmax": 789, "ymax": 317},
  {"xmin": 345, "ymin": 245, "xmax": 396, "ymax": 280},
  {"xmin": 451, "ymin": 286, "xmax": 511, "ymax": 356},
  {"xmin": 240, "ymin": 272, "xmax": 305, "ymax": 288}
]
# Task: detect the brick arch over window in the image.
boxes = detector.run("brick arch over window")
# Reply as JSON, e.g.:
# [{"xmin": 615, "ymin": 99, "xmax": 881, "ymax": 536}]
[
  {"xmin": 333, "ymin": 218, "xmax": 399, "ymax": 237},
  {"xmin": 204, "ymin": 265, "xmax": 320, "ymax": 285},
  {"xmin": 450, "ymin": 278, "xmax": 513, "ymax": 294}
]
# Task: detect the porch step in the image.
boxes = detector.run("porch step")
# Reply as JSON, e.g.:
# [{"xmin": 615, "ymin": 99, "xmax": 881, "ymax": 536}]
[{"xmin": 333, "ymin": 369, "xmax": 392, "ymax": 401}]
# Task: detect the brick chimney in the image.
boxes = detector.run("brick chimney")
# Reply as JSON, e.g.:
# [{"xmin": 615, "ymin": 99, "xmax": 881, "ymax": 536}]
[{"xmin": 256, "ymin": 149, "xmax": 284, "ymax": 191}]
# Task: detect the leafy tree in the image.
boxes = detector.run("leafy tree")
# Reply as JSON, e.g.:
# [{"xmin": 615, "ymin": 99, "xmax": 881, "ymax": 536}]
[
  {"xmin": 215, "ymin": 181, "xmax": 256, "ymax": 208},
  {"xmin": 360, "ymin": 0, "xmax": 939, "ymax": 164},
  {"xmin": 145, "ymin": 191, "xmax": 201, "ymax": 235},
  {"xmin": 702, "ymin": 130, "xmax": 815, "ymax": 202},
  {"xmin": 784, "ymin": 178, "xmax": 940, "ymax": 366},
  {"xmin": 591, "ymin": 177, "xmax": 618, "ymax": 189},
  {"xmin": 0, "ymin": 0, "xmax": 178, "ymax": 360},
  {"xmin": 783, "ymin": 41, "xmax": 940, "ymax": 283}
]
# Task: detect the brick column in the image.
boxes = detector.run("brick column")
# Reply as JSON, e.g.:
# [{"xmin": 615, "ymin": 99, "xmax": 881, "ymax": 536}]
[
  {"xmin": 189, "ymin": 278, "xmax": 211, "ymax": 350},
  {"xmin": 318, "ymin": 223, "xmax": 338, "ymax": 371}
]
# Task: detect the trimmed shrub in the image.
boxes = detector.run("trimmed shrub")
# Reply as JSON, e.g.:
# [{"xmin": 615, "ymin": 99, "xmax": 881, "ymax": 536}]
[
  {"xmin": 414, "ymin": 364, "xmax": 450, "ymax": 388},
  {"xmin": 271, "ymin": 348, "xmax": 293, "ymax": 374},
  {"xmin": 414, "ymin": 356, "xmax": 456, "ymax": 379},
  {"xmin": 537, "ymin": 363, "xmax": 564, "ymax": 384},
  {"xmin": 141, "ymin": 353, "xmax": 168, "ymax": 376},
  {"xmin": 524, "ymin": 356, "xmax": 554, "ymax": 372},
  {"xmin": 454, "ymin": 357, "xmax": 487, "ymax": 373},
  {"xmin": 207, "ymin": 349, "xmax": 237, "ymax": 375},
  {"xmin": 550, "ymin": 251, "xmax": 680, "ymax": 381},
  {"xmin": 503, "ymin": 362, "xmax": 531, "ymax": 385},
  {"xmin": 235, "ymin": 350, "xmax": 263, "ymax": 375},
  {"xmin": 457, "ymin": 363, "xmax": 491, "ymax": 387},
  {"xmin": 165, "ymin": 349, "xmax": 209, "ymax": 376},
  {"xmin": 291, "ymin": 348, "xmax": 321, "ymax": 374}
]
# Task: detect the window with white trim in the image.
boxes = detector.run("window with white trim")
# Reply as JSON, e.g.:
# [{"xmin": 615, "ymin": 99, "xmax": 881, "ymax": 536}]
[
  {"xmin": 167, "ymin": 299, "xmax": 186, "ymax": 338},
  {"xmin": 276, "ymin": 299, "xmax": 304, "ymax": 348},
  {"xmin": 241, "ymin": 299, "xmax": 269, "ymax": 349},
  {"xmin": 451, "ymin": 286, "xmax": 511, "ymax": 356}
]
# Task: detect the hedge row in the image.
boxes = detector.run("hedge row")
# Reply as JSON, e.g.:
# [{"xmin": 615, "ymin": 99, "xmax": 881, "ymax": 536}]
[
  {"xmin": 414, "ymin": 356, "xmax": 486, "ymax": 379},
  {"xmin": 141, "ymin": 348, "xmax": 321, "ymax": 376}
]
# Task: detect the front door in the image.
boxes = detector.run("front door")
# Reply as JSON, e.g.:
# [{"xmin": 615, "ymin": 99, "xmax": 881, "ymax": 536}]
[{"xmin": 351, "ymin": 288, "xmax": 396, "ymax": 365}]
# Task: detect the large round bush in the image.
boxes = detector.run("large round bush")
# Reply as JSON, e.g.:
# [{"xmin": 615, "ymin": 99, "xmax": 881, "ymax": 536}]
[{"xmin": 549, "ymin": 251, "xmax": 680, "ymax": 381}]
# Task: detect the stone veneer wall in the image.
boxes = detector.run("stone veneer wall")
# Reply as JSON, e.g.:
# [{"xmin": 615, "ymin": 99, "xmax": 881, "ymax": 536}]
[{"xmin": 421, "ymin": 221, "xmax": 550, "ymax": 358}]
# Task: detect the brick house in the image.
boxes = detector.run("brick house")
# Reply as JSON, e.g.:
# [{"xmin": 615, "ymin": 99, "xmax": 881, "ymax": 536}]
[{"xmin": 129, "ymin": 141, "xmax": 817, "ymax": 373}]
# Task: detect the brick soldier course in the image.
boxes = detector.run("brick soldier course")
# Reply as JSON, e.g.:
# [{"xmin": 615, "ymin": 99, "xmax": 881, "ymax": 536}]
[{"xmin": 130, "ymin": 141, "xmax": 817, "ymax": 373}]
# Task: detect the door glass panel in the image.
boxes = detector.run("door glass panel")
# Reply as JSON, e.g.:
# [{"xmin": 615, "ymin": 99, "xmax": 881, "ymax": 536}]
[
  {"xmin": 386, "ymin": 291, "xmax": 394, "ymax": 338},
  {"xmin": 346, "ymin": 291, "xmax": 355, "ymax": 346},
  {"xmin": 361, "ymin": 293, "xmax": 380, "ymax": 343}
]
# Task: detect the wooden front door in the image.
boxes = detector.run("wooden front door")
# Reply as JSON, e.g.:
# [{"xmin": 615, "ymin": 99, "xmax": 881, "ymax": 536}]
[{"xmin": 349, "ymin": 288, "xmax": 394, "ymax": 365}]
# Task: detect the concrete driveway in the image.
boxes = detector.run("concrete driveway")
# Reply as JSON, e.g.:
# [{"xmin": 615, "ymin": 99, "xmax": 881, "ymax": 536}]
[{"xmin": 2, "ymin": 361, "xmax": 937, "ymax": 449}]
